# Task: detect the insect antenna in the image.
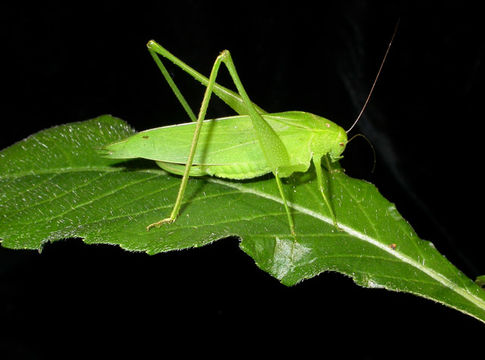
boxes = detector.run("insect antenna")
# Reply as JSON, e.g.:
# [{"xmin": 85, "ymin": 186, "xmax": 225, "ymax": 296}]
[
  {"xmin": 346, "ymin": 19, "xmax": 400, "ymax": 134},
  {"xmin": 348, "ymin": 133, "xmax": 377, "ymax": 173}
]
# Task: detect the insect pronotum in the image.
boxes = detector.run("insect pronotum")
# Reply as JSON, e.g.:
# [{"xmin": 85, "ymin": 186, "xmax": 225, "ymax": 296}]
[{"xmin": 102, "ymin": 25, "xmax": 397, "ymax": 236}]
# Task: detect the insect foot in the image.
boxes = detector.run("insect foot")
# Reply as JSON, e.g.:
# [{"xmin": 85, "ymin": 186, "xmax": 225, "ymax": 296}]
[
  {"xmin": 335, "ymin": 223, "xmax": 344, "ymax": 232},
  {"xmin": 146, "ymin": 217, "xmax": 175, "ymax": 231}
]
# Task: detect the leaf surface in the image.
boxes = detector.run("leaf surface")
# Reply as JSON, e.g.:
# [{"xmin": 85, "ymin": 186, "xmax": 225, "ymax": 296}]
[{"xmin": 1, "ymin": 115, "xmax": 485, "ymax": 323}]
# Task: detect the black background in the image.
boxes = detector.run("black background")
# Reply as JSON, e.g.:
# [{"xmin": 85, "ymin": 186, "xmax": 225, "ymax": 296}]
[{"xmin": 1, "ymin": 1, "xmax": 484, "ymax": 358}]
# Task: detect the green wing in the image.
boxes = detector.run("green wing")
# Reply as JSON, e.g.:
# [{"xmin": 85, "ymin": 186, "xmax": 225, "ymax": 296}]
[{"xmin": 102, "ymin": 112, "xmax": 319, "ymax": 179}]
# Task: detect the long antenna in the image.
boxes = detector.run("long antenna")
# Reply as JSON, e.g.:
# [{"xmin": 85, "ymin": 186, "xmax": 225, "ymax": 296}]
[{"xmin": 346, "ymin": 19, "xmax": 400, "ymax": 134}]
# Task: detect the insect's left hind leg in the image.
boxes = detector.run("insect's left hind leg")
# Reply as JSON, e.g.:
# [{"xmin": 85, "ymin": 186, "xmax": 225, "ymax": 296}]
[{"xmin": 313, "ymin": 156, "xmax": 338, "ymax": 228}]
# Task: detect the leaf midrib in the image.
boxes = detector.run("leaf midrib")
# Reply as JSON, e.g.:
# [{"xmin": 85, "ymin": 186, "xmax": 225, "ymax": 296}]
[{"xmin": 208, "ymin": 177, "xmax": 485, "ymax": 320}]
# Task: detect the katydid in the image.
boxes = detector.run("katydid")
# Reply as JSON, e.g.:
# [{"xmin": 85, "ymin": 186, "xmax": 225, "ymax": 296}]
[{"xmin": 101, "ymin": 32, "xmax": 395, "ymax": 235}]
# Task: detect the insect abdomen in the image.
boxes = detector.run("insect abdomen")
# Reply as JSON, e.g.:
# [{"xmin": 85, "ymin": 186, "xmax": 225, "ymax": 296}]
[
  {"xmin": 156, "ymin": 160, "xmax": 271, "ymax": 179},
  {"xmin": 206, "ymin": 161, "xmax": 271, "ymax": 179}
]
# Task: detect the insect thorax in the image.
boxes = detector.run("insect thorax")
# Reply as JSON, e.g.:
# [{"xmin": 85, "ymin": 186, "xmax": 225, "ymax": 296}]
[{"xmin": 308, "ymin": 115, "xmax": 348, "ymax": 163}]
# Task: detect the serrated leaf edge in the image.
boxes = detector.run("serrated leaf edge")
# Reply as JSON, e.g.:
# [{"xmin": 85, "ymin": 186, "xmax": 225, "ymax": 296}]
[{"xmin": 208, "ymin": 177, "xmax": 485, "ymax": 323}]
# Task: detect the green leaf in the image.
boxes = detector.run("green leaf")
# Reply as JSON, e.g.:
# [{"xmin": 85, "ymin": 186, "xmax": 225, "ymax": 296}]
[{"xmin": 1, "ymin": 115, "xmax": 485, "ymax": 323}]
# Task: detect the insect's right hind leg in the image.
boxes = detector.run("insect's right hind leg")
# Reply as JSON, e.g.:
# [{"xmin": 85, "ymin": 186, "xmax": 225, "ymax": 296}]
[{"xmin": 146, "ymin": 44, "xmax": 296, "ymax": 238}]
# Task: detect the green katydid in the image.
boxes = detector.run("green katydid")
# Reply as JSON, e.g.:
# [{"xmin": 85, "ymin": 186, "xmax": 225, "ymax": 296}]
[{"xmin": 101, "ymin": 31, "xmax": 395, "ymax": 236}]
